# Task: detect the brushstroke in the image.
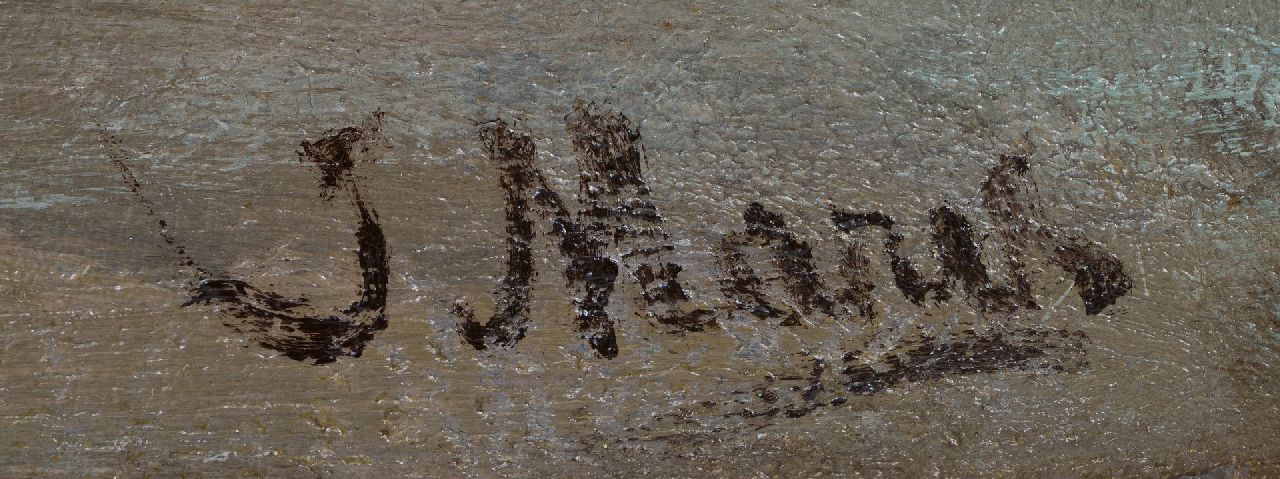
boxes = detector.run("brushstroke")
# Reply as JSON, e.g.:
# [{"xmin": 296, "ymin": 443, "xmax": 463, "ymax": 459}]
[
  {"xmin": 452, "ymin": 120, "xmax": 541, "ymax": 350},
  {"xmin": 108, "ymin": 113, "xmax": 390, "ymax": 364},
  {"xmin": 738, "ymin": 202, "xmax": 836, "ymax": 316},
  {"xmin": 565, "ymin": 100, "xmax": 716, "ymax": 336},
  {"xmin": 841, "ymin": 328, "xmax": 1090, "ymax": 394},
  {"xmin": 716, "ymin": 233, "xmax": 801, "ymax": 325},
  {"xmin": 831, "ymin": 155, "xmax": 1131, "ymax": 316}
]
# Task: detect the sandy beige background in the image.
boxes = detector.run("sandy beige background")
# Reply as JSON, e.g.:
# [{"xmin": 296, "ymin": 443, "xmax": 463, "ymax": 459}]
[{"xmin": 2, "ymin": 1, "xmax": 1278, "ymax": 477}]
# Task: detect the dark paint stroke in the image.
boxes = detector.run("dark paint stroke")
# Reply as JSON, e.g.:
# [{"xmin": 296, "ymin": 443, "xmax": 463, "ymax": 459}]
[
  {"xmin": 832, "ymin": 155, "xmax": 1132, "ymax": 316},
  {"xmin": 103, "ymin": 132, "xmax": 210, "ymax": 280},
  {"xmin": 832, "ymin": 208, "xmax": 951, "ymax": 306},
  {"xmin": 980, "ymin": 154, "xmax": 1052, "ymax": 242},
  {"xmin": 721, "ymin": 328, "xmax": 1086, "ymax": 420},
  {"xmin": 716, "ymin": 233, "xmax": 801, "ymax": 325},
  {"xmin": 110, "ymin": 114, "xmax": 390, "ymax": 364},
  {"xmin": 835, "ymin": 239, "xmax": 878, "ymax": 320},
  {"xmin": 979, "ymin": 154, "xmax": 1132, "ymax": 314},
  {"xmin": 189, "ymin": 117, "xmax": 390, "ymax": 364},
  {"xmin": 565, "ymin": 100, "xmax": 715, "ymax": 339},
  {"xmin": 930, "ymin": 205, "xmax": 1020, "ymax": 313},
  {"xmin": 298, "ymin": 112, "xmax": 386, "ymax": 200},
  {"xmin": 557, "ymin": 217, "xmax": 622, "ymax": 359},
  {"xmin": 741, "ymin": 202, "xmax": 836, "ymax": 316},
  {"xmin": 980, "ymin": 154, "xmax": 1051, "ymax": 310},
  {"xmin": 452, "ymin": 117, "xmax": 623, "ymax": 358},
  {"xmin": 777, "ymin": 357, "xmax": 833, "ymax": 418},
  {"xmin": 1053, "ymin": 238, "xmax": 1133, "ymax": 315},
  {"xmin": 707, "ymin": 155, "xmax": 1129, "ymax": 418},
  {"xmin": 453, "ymin": 120, "xmax": 541, "ymax": 350},
  {"xmin": 725, "ymin": 357, "xmax": 846, "ymax": 420},
  {"xmin": 842, "ymin": 328, "xmax": 1090, "ymax": 394}
]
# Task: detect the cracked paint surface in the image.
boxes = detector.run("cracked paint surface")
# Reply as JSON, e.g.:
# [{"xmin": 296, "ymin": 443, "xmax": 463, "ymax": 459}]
[{"xmin": 1, "ymin": 1, "xmax": 1278, "ymax": 477}]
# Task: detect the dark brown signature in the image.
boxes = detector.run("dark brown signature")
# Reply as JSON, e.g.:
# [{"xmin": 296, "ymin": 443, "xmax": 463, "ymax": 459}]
[{"xmin": 105, "ymin": 101, "xmax": 1131, "ymax": 408}]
